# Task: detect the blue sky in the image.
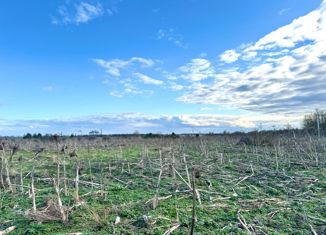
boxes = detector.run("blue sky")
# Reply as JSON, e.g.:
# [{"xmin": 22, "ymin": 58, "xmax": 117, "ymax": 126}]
[{"xmin": 1, "ymin": 0, "xmax": 325, "ymax": 135}]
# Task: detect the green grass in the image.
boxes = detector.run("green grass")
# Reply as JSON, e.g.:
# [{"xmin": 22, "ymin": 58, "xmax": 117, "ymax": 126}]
[{"xmin": 1, "ymin": 138, "xmax": 325, "ymax": 234}]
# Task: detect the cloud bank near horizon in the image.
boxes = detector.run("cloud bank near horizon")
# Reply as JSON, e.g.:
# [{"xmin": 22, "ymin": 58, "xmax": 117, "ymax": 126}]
[{"xmin": 0, "ymin": 113, "xmax": 302, "ymax": 136}]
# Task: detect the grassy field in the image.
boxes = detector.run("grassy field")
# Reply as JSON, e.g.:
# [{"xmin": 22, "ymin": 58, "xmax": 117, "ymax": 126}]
[{"xmin": 0, "ymin": 134, "xmax": 325, "ymax": 234}]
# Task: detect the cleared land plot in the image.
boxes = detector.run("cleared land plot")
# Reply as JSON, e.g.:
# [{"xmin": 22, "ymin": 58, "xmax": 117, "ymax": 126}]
[{"xmin": 1, "ymin": 135, "xmax": 325, "ymax": 234}]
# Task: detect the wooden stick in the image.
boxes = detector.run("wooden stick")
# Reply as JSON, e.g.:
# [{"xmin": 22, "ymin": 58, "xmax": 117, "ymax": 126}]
[
  {"xmin": 189, "ymin": 167, "xmax": 196, "ymax": 235},
  {"xmin": 88, "ymin": 160, "xmax": 93, "ymax": 191},
  {"xmin": 172, "ymin": 152, "xmax": 176, "ymax": 189},
  {"xmin": 235, "ymin": 164, "xmax": 254, "ymax": 186},
  {"xmin": 20, "ymin": 163, "xmax": 24, "ymax": 193},
  {"xmin": 53, "ymin": 178, "xmax": 68, "ymax": 223},
  {"xmin": 57, "ymin": 157, "xmax": 60, "ymax": 189},
  {"xmin": 75, "ymin": 162, "xmax": 80, "ymax": 203},
  {"xmin": 0, "ymin": 226, "xmax": 16, "ymax": 235},
  {"xmin": 63, "ymin": 153, "xmax": 68, "ymax": 196},
  {"xmin": 183, "ymin": 155, "xmax": 191, "ymax": 186},
  {"xmin": 237, "ymin": 210, "xmax": 252, "ymax": 234},
  {"xmin": 173, "ymin": 166, "xmax": 192, "ymax": 190},
  {"xmin": 163, "ymin": 223, "xmax": 180, "ymax": 235},
  {"xmin": 4, "ymin": 155, "xmax": 13, "ymax": 193},
  {"xmin": 308, "ymin": 224, "xmax": 318, "ymax": 235},
  {"xmin": 0, "ymin": 149, "xmax": 4, "ymax": 188},
  {"xmin": 31, "ymin": 165, "xmax": 36, "ymax": 212}
]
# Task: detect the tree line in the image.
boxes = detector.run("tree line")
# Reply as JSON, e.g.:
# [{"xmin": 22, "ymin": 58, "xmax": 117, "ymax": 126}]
[{"xmin": 303, "ymin": 109, "xmax": 326, "ymax": 136}]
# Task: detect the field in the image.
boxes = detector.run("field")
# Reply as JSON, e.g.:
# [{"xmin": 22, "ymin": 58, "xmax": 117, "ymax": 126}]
[{"xmin": 0, "ymin": 133, "xmax": 325, "ymax": 234}]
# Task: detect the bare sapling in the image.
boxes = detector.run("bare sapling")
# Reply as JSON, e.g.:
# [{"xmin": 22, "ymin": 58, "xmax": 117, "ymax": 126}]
[
  {"xmin": 0, "ymin": 150, "xmax": 4, "ymax": 188},
  {"xmin": 183, "ymin": 154, "xmax": 191, "ymax": 186},
  {"xmin": 56, "ymin": 156, "xmax": 60, "ymax": 189},
  {"xmin": 3, "ymin": 153, "xmax": 13, "ymax": 193},
  {"xmin": 152, "ymin": 155, "xmax": 164, "ymax": 210},
  {"xmin": 190, "ymin": 166, "xmax": 197, "ymax": 235},
  {"xmin": 88, "ymin": 159, "xmax": 93, "ymax": 192},
  {"xmin": 63, "ymin": 152, "xmax": 68, "ymax": 196},
  {"xmin": 53, "ymin": 178, "xmax": 68, "ymax": 223},
  {"xmin": 75, "ymin": 161, "xmax": 80, "ymax": 203},
  {"xmin": 274, "ymin": 144, "xmax": 279, "ymax": 171},
  {"xmin": 172, "ymin": 151, "xmax": 176, "ymax": 190},
  {"xmin": 31, "ymin": 165, "xmax": 36, "ymax": 211},
  {"xmin": 61, "ymin": 145, "xmax": 68, "ymax": 196},
  {"xmin": 20, "ymin": 162, "xmax": 24, "ymax": 194}
]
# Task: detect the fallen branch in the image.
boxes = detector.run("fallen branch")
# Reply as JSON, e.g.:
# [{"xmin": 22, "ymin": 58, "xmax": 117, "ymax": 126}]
[
  {"xmin": 235, "ymin": 164, "xmax": 254, "ymax": 186},
  {"xmin": 237, "ymin": 210, "xmax": 252, "ymax": 234},
  {"xmin": 145, "ymin": 195, "xmax": 172, "ymax": 204},
  {"xmin": 307, "ymin": 214, "xmax": 326, "ymax": 223},
  {"xmin": 173, "ymin": 166, "xmax": 192, "ymax": 190},
  {"xmin": 163, "ymin": 223, "xmax": 180, "ymax": 235},
  {"xmin": 0, "ymin": 226, "xmax": 16, "ymax": 235},
  {"xmin": 110, "ymin": 176, "xmax": 130, "ymax": 185},
  {"xmin": 308, "ymin": 224, "xmax": 318, "ymax": 235}
]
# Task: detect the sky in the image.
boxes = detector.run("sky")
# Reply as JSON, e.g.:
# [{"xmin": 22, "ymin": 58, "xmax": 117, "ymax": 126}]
[{"xmin": 0, "ymin": 0, "xmax": 325, "ymax": 135}]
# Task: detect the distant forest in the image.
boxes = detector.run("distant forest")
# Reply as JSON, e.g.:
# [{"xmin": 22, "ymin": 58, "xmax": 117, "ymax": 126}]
[
  {"xmin": 18, "ymin": 110, "xmax": 326, "ymax": 139},
  {"xmin": 303, "ymin": 109, "xmax": 326, "ymax": 131}
]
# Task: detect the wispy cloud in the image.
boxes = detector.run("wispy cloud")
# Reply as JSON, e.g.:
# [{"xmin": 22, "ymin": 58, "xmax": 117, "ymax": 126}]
[
  {"xmin": 157, "ymin": 28, "xmax": 188, "ymax": 49},
  {"xmin": 75, "ymin": 2, "xmax": 104, "ymax": 23},
  {"xmin": 169, "ymin": 82, "xmax": 184, "ymax": 91},
  {"xmin": 279, "ymin": 8, "xmax": 290, "ymax": 16},
  {"xmin": 93, "ymin": 57, "xmax": 155, "ymax": 77},
  {"xmin": 199, "ymin": 107, "xmax": 213, "ymax": 111},
  {"xmin": 109, "ymin": 91, "xmax": 124, "ymax": 98},
  {"xmin": 178, "ymin": 0, "xmax": 326, "ymax": 115},
  {"xmin": 179, "ymin": 58, "xmax": 215, "ymax": 82},
  {"xmin": 134, "ymin": 72, "xmax": 163, "ymax": 85},
  {"xmin": 93, "ymin": 57, "xmax": 158, "ymax": 97},
  {"xmin": 108, "ymin": 79, "xmax": 154, "ymax": 98},
  {"xmin": 52, "ymin": 1, "xmax": 108, "ymax": 25}
]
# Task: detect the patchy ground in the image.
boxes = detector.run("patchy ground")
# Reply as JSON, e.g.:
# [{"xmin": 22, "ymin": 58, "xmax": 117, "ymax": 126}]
[{"xmin": 1, "ymin": 135, "xmax": 325, "ymax": 234}]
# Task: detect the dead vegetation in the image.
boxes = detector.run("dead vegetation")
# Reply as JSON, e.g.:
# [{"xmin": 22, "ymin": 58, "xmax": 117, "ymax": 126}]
[{"xmin": 0, "ymin": 133, "xmax": 325, "ymax": 234}]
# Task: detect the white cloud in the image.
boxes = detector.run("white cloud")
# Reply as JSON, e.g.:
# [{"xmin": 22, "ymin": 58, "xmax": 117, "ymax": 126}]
[
  {"xmin": 93, "ymin": 57, "xmax": 155, "ymax": 77},
  {"xmin": 108, "ymin": 79, "xmax": 155, "ymax": 98},
  {"xmin": 245, "ymin": 2, "xmax": 325, "ymax": 52},
  {"xmin": 179, "ymin": 58, "xmax": 215, "ymax": 81},
  {"xmin": 199, "ymin": 107, "xmax": 213, "ymax": 111},
  {"xmin": 109, "ymin": 91, "xmax": 124, "ymax": 98},
  {"xmin": 93, "ymin": 59, "xmax": 129, "ymax": 76},
  {"xmin": 169, "ymin": 82, "xmax": 184, "ymax": 91},
  {"xmin": 178, "ymin": 0, "xmax": 326, "ymax": 115},
  {"xmin": 52, "ymin": 1, "xmax": 106, "ymax": 25},
  {"xmin": 279, "ymin": 8, "xmax": 290, "ymax": 16},
  {"xmin": 0, "ymin": 112, "xmax": 302, "ymax": 135},
  {"xmin": 94, "ymin": 57, "xmax": 158, "ymax": 98},
  {"xmin": 157, "ymin": 28, "xmax": 188, "ymax": 49},
  {"xmin": 134, "ymin": 73, "xmax": 163, "ymax": 85},
  {"xmin": 75, "ymin": 2, "xmax": 104, "ymax": 23},
  {"xmin": 178, "ymin": 113, "xmax": 302, "ymax": 129},
  {"xmin": 130, "ymin": 57, "xmax": 155, "ymax": 67},
  {"xmin": 219, "ymin": 49, "xmax": 240, "ymax": 63},
  {"xmin": 179, "ymin": 115, "xmax": 256, "ymax": 128}
]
